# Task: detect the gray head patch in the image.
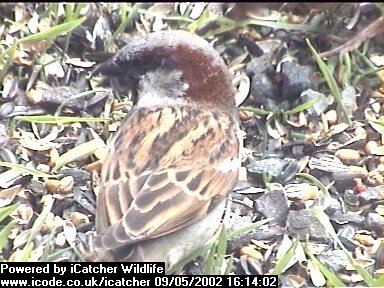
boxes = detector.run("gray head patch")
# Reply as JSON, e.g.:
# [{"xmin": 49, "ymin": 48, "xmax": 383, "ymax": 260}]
[{"xmin": 137, "ymin": 68, "xmax": 189, "ymax": 107}]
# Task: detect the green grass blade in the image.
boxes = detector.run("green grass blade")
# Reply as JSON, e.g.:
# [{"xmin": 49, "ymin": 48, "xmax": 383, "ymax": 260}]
[
  {"xmin": 40, "ymin": 227, "xmax": 58, "ymax": 261},
  {"xmin": 372, "ymin": 275, "xmax": 384, "ymax": 287},
  {"xmin": 188, "ymin": 11, "xmax": 216, "ymax": 33},
  {"xmin": 216, "ymin": 227, "xmax": 228, "ymax": 261},
  {"xmin": 44, "ymin": 247, "xmax": 74, "ymax": 262},
  {"xmin": 354, "ymin": 265, "xmax": 376, "ymax": 287},
  {"xmin": 201, "ymin": 16, "xmax": 324, "ymax": 38},
  {"xmin": 305, "ymin": 245, "xmax": 345, "ymax": 287},
  {"xmin": 10, "ymin": 115, "xmax": 111, "ymax": 137},
  {"xmin": 313, "ymin": 208, "xmax": 346, "ymax": 249},
  {"xmin": 132, "ymin": 7, "xmax": 193, "ymax": 23},
  {"xmin": 0, "ymin": 203, "xmax": 19, "ymax": 223},
  {"xmin": 17, "ymin": 17, "xmax": 86, "ymax": 43},
  {"xmin": 306, "ymin": 39, "xmax": 351, "ymax": 126},
  {"xmin": 106, "ymin": 4, "xmax": 139, "ymax": 50},
  {"xmin": 341, "ymin": 52, "xmax": 352, "ymax": 87},
  {"xmin": 40, "ymin": 227, "xmax": 74, "ymax": 262},
  {"xmin": 282, "ymin": 96, "xmax": 321, "ymax": 116},
  {"xmin": 0, "ymin": 162, "xmax": 59, "ymax": 178},
  {"xmin": 28, "ymin": 195, "xmax": 55, "ymax": 243},
  {"xmin": 20, "ymin": 242, "xmax": 34, "ymax": 262},
  {"xmin": 205, "ymin": 227, "xmax": 228, "ymax": 275},
  {"xmin": 13, "ymin": 115, "xmax": 111, "ymax": 125},
  {"xmin": 270, "ymin": 238, "xmax": 298, "ymax": 275},
  {"xmin": 244, "ymin": 18, "xmax": 323, "ymax": 33},
  {"xmin": 55, "ymin": 89, "xmax": 109, "ymax": 116},
  {"xmin": 204, "ymin": 240, "xmax": 216, "ymax": 275},
  {"xmin": 224, "ymin": 256, "xmax": 233, "ymax": 275},
  {"xmin": 0, "ymin": 42, "xmax": 18, "ymax": 84},
  {"xmin": 296, "ymin": 173, "xmax": 331, "ymax": 210},
  {"xmin": 53, "ymin": 138, "xmax": 106, "ymax": 170},
  {"xmin": 0, "ymin": 220, "xmax": 18, "ymax": 252},
  {"xmin": 313, "ymin": 208, "xmax": 376, "ymax": 286},
  {"xmin": 227, "ymin": 218, "xmax": 272, "ymax": 239},
  {"xmin": 166, "ymin": 243, "xmax": 213, "ymax": 275}
]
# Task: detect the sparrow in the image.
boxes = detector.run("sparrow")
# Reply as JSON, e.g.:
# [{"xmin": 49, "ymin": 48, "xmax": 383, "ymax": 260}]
[{"xmin": 94, "ymin": 30, "xmax": 240, "ymax": 270}]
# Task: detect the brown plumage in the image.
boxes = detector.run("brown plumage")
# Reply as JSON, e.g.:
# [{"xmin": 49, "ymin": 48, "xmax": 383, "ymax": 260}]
[{"xmin": 94, "ymin": 30, "xmax": 240, "ymax": 270}]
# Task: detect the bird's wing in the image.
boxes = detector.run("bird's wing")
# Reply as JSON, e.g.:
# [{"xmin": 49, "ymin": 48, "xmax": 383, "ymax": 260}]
[{"xmin": 96, "ymin": 105, "xmax": 239, "ymax": 250}]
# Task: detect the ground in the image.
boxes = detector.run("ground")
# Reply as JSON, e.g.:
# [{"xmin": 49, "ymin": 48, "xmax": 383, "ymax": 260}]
[{"xmin": 0, "ymin": 3, "xmax": 383, "ymax": 287}]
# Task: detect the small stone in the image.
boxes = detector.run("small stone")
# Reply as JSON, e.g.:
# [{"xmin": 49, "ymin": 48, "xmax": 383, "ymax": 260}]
[
  {"xmin": 281, "ymin": 61, "xmax": 319, "ymax": 99},
  {"xmin": 0, "ymin": 102, "xmax": 15, "ymax": 118},
  {"xmin": 330, "ymin": 211, "xmax": 364, "ymax": 225},
  {"xmin": 300, "ymin": 89, "xmax": 328, "ymax": 116},
  {"xmin": 341, "ymin": 86, "xmax": 358, "ymax": 116},
  {"xmin": 359, "ymin": 186, "xmax": 384, "ymax": 205},
  {"xmin": 365, "ymin": 213, "xmax": 384, "ymax": 236},
  {"xmin": 287, "ymin": 209, "xmax": 328, "ymax": 241},
  {"xmin": 318, "ymin": 250, "xmax": 349, "ymax": 272},
  {"xmin": 255, "ymin": 188, "xmax": 288, "ymax": 226}
]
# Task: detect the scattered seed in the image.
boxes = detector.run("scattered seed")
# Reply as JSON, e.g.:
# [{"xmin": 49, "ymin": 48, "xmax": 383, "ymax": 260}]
[
  {"xmin": 84, "ymin": 160, "xmax": 103, "ymax": 173},
  {"xmin": 45, "ymin": 179, "xmax": 61, "ymax": 194},
  {"xmin": 70, "ymin": 212, "xmax": 90, "ymax": 226},
  {"xmin": 55, "ymin": 232, "xmax": 67, "ymax": 247},
  {"xmin": 353, "ymin": 234, "xmax": 375, "ymax": 246},
  {"xmin": 325, "ymin": 109, "xmax": 338, "ymax": 125},
  {"xmin": 240, "ymin": 246, "xmax": 263, "ymax": 260},
  {"xmin": 335, "ymin": 149, "xmax": 360, "ymax": 162}
]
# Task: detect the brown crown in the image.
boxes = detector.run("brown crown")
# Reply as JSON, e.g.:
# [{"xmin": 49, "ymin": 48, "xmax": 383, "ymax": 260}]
[{"xmin": 95, "ymin": 30, "xmax": 236, "ymax": 110}]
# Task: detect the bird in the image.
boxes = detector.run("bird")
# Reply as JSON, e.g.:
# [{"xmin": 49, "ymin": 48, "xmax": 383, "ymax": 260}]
[{"xmin": 94, "ymin": 30, "xmax": 240, "ymax": 271}]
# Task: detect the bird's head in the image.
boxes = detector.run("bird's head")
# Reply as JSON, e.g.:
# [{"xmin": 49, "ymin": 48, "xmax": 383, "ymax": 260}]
[{"xmin": 95, "ymin": 30, "xmax": 236, "ymax": 111}]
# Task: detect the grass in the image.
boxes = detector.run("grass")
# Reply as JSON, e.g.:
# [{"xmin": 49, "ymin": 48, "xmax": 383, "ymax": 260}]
[
  {"xmin": 0, "ymin": 162, "xmax": 61, "ymax": 178},
  {"xmin": 306, "ymin": 39, "xmax": 352, "ymax": 126},
  {"xmin": 0, "ymin": 17, "xmax": 86, "ymax": 83},
  {"xmin": 1, "ymin": 4, "xmax": 383, "ymax": 285},
  {"xmin": 9, "ymin": 115, "xmax": 111, "ymax": 137},
  {"xmin": 0, "ymin": 204, "xmax": 19, "ymax": 254},
  {"xmin": 167, "ymin": 218, "xmax": 272, "ymax": 275}
]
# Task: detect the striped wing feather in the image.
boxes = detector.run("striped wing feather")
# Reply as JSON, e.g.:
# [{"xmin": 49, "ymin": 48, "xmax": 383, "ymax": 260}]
[{"xmin": 96, "ymin": 105, "xmax": 239, "ymax": 250}]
